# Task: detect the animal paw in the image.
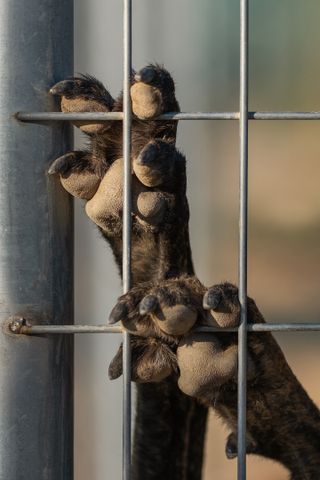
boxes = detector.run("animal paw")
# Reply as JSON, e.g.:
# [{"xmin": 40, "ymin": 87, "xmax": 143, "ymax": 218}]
[{"xmin": 108, "ymin": 276, "xmax": 206, "ymax": 338}]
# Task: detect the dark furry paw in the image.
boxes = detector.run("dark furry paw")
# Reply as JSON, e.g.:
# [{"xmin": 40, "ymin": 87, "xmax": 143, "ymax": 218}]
[{"xmin": 108, "ymin": 276, "xmax": 206, "ymax": 338}]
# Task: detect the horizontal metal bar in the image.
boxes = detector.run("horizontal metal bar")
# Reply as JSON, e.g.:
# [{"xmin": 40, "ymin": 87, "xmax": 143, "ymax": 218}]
[
  {"xmin": 252, "ymin": 112, "xmax": 320, "ymax": 120},
  {"xmin": 199, "ymin": 323, "xmax": 320, "ymax": 332},
  {"xmin": 15, "ymin": 111, "xmax": 320, "ymax": 123},
  {"xmin": 15, "ymin": 111, "xmax": 239, "ymax": 122},
  {"xmin": 9, "ymin": 322, "xmax": 320, "ymax": 335}
]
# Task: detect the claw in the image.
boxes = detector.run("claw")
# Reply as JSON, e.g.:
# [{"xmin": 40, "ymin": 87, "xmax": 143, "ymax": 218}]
[
  {"xmin": 203, "ymin": 289, "xmax": 222, "ymax": 311},
  {"xmin": 134, "ymin": 67, "xmax": 156, "ymax": 85},
  {"xmin": 108, "ymin": 302, "xmax": 128, "ymax": 325},
  {"xmin": 225, "ymin": 433, "xmax": 257, "ymax": 460},
  {"xmin": 48, "ymin": 153, "xmax": 74, "ymax": 175},
  {"xmin": 139, "ymin": 295, "xmax": 159, "ymax": 316},
  {"xmin": 225, "ymin": 439, "xmax": 237, "ymax": 459},
  {"xmin": 50, "ymin": 80, "xmax": 74, "ymax": 96},
  {"xmin": 136, "ymin": 143, "xmax": 158, "ymax": 166}
]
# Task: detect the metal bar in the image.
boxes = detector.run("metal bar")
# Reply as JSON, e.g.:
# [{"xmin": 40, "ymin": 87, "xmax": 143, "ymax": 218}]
[
  {"xmin": 122, "ymin": 0, "xmax": 132, "ymax": 478},
  {"xmin": 0, "ymin": 1, "xmax": 74, "ymax": 479},
  {"xmin": 238, "ymin": 0, "xmax": 249, "ymax": 478},
  {"xmin": 251, "ymin": 111, "xmax": 320, "ymax": 120},
  {"xmin": 10, "ymin": 322, "xmax": 320, "ymax": 335},
  {"xmin": 16, "ymin": 111, "xmax": 320, "ymax": 123}
]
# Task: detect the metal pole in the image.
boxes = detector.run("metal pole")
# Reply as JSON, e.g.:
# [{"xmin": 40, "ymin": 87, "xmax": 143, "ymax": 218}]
[
  {"xmin": 122, "ymin": 0, "xmax": 132, "ymax": 479},
  {"xmin": 238, "ymin": 0, "xmax": 249, "ymax": 478},
  {"xmin": 0, "ymin": 2, "xmax": 74, "ymax": 479}
]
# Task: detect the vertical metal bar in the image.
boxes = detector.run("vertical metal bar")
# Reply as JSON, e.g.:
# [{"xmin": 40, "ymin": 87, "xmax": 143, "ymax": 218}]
[
  {"xmin": 122, "ymin": 0, "xmax": 132, "ymax": 479},
  {"xmin": 0, "ymin": 1, "xmax": 74, "ymax": 479},
  {"xmin": 238, "ymin": 0, "xmax": 249, "ymax": 479}
]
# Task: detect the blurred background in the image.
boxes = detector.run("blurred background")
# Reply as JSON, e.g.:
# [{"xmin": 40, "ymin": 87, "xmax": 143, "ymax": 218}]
[{"xmin": 74, "ymin": 1, "xmax": 320, "ymax": 478}]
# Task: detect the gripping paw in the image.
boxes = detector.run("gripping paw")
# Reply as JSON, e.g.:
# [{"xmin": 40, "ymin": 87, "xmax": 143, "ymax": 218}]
[{"xmin": 108, "ymin": 276, "xmax": 206, "ymax": 338}]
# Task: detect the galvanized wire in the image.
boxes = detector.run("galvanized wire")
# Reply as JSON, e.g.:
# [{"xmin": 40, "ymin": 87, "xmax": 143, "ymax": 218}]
[
  {"xmin": 11, "ymin": 322, "xmax": 320, "ymax": 335},
  {"xmin": 13, "ymin": 2, "xmax": 320, "ymax": 479},
  {"xmin": 16, "ymin": 111, "xmax": 320, "ymax": 122},
  {"xmin": 238, "ymin": 0, "xmax": 249, "ymax": 478},
  {"xmin": 122, "ymin": 0, "xmax": 132, "ymax": 478}
]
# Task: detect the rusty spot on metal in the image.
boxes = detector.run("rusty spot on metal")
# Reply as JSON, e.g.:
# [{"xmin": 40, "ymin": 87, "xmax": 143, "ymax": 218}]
[{"xmin": 8, "ymin": 317, "xmax": 30, "ymax": 334}]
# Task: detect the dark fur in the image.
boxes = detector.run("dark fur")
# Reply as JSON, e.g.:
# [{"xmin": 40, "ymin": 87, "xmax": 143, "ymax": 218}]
[
  {"xmin": 209, "ymin": 287, "xmax": 320, "ymax": 480},
  {"xmin": 51, "ymin": 66, "xmax": 208, "ymax": 480}
]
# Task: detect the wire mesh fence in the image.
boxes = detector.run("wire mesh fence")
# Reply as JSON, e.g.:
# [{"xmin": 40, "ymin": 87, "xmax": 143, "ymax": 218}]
[{"xmin": 11, "ymin": 1, "xmax": 320, "ymax": 479}]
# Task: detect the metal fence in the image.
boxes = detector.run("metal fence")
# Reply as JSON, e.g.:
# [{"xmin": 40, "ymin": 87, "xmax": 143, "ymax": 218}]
[{"xmin": 5, "ymin": 0, "xmax": 320, "ymax": 479}]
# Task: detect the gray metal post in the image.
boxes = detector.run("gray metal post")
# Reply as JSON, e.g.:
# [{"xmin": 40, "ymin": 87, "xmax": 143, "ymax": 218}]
[{"xmin": 0, "ymin": 2, "xmax": 74, "ymax": 479}]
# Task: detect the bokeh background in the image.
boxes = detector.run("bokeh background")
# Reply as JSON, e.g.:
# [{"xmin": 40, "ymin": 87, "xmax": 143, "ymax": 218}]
[{"xmin": 74, "ymin": 1, "xmax": 320, "ymax": 478}]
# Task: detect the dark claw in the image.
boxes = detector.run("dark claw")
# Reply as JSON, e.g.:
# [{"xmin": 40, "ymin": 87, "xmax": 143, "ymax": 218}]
[
  {"xmin": 139, "ymin": 295, "xmax": 159, "ymax": 316},
  {"xmin": 108, "ymin": 302, "xmax": 128, "ymax": 325},
  {"xmin": 50, "ymin": 80, "xmax": 74, "ymax": 96},
  {"xmin": 225, "ymin": 433, "xmax": 257, "ymax": 459},
  {"xmin": 136, "ymin": 144, "xmax": 158, "ymax": 166},
  {"xmin": 108, "ymin": 347, "xmax": 123, "ymax": 380},
  {"xmin": 203, "ymin": 289, "xmax": 222, "ymax": 311},
  {"xmin": 48, "ymin": 153, "xmax": 73, "ymax": 175},
  {"xmin": 134, "ymin": 67, "xmax": 156, "ymax": 85},
  {"xmin": 225, "ymin": 441, "xmax": 237, "ymax": 460}
]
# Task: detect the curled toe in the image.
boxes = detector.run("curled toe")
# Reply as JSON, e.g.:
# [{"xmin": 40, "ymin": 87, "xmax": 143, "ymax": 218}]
[{"xmin": 108, "ymin": 302, "xmax": 128, "ymax": 325}]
